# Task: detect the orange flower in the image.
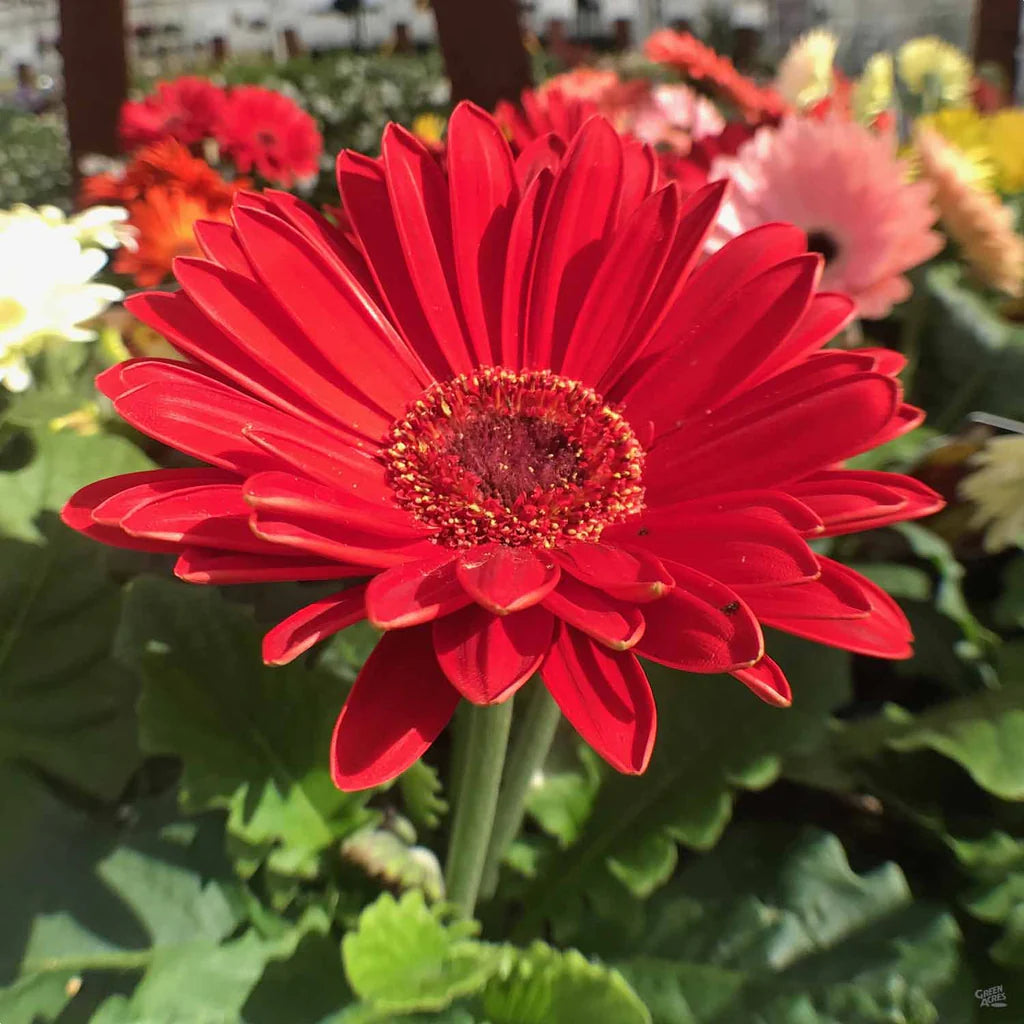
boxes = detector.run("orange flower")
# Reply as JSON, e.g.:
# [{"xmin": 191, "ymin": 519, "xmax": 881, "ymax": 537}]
[
  {"xmin": 114, "ymin": 186, "xmax": 231, "ymax": 287},
  {"xmin": 916, "ymin": 126, "xmax": 1024, "ymax": 296},
  {"xmin": 81, "ymin": 139, "xmax": 245, "ymax": 207},
  {"xmin": 644, "ymin": 29, "xmax": 787, "ymax": 122}
]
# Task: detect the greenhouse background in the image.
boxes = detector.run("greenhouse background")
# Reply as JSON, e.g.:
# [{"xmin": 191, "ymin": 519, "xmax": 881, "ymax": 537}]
[{"xmin": 3, "ymin": 1, "xmax": 1024, "ymax": 1023}]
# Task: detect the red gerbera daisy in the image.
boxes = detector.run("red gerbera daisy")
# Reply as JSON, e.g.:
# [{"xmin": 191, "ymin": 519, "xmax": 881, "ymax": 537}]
[
  {"xmin": 120, "ymin": 76, "xmax": 227, "ymax": 151},
  {"xmin": 62, "ymin": 104, "xmax": 942, "ymax": 791},
  {"xmin": 645, "ymin": 29, "xmax": 789, "ymax": 123},
  {"xmin": 215, "ymin": 85, "xmax": 323, "ymax": 187}
]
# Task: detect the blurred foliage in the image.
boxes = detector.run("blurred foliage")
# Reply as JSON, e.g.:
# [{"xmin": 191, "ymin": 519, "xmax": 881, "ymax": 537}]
[{"xmin": 0, "ymin": 107, "xmax": 72, "ymax": 210}]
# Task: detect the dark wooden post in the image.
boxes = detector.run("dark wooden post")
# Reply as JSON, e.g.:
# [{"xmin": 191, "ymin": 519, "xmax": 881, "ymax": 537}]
[
  {"xmin": 430, "ymin": 0, "xmax": 532, "ymax": 110},
  {"xmin": 612, "ymin": 18, "xmax": 632, "ymax": 51},
  {"xmin": 58, "ymin": 0, "xmax": 127, "ymax": 171},
  {"xmin": 973, "ymin": 0, "xmax": 1020, "ymax": 101}
]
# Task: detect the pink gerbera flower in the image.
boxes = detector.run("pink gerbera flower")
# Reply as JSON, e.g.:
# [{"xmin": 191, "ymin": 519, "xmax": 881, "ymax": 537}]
[
  {"xmin": 216, "ymin": 85, "xmax": 323, "ymax": 187},
  {"xmin": 63, "ymin": 105, "xmax": 941, "ymax": 791},
  {"xmin": 710, "ymin": 116, "xmax": 944, "ymax": 318}
]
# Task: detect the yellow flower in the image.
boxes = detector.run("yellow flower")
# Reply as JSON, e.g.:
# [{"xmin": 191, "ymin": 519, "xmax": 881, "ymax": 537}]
[
  {"xmin": 960, "ymin": 434, "xmax": 1024, "ymax": 551},
  {"xmin": 987, "ymin": 109, "xmax": 1024, "ymax": 194},
  {"xmin": 916, "ymin": 108, "xmax": 996, "ymax": 191},
  {"xmin": 853, "ymin": 52, "xmax": 894, "ymax": 124},
  {"xmin": 915, "ymin": 126, "xmax": 1024, "ymax": 297},
  {"xmin": 411, "ymin": 113, "xmax": 446, "ymax": 147},
  {"xmin": 898, "ymin": 36, "xmax": 972, "ymax": 107},
  {"xmin": 774, "ymin": 28, "xmax": 837, "ymax": 109}
]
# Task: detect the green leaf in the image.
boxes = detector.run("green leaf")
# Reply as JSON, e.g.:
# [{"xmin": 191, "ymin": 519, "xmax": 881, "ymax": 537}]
[
  {"xmin": 949, "ymin": 831, "xmax": 1024, "ymax": 967},
  {"xmin": 400, "ymin": 759, "xmax": 449, "ymax": 831},
  {"xmin": 514, "ymin": 633, "xmax": 852, "ymax": 931},
  {"xmin": 0, "ymin": 428, "xmax": 152, "ymax": 542},
  {"xmin": 0, "ymin": 770, "xmax": 292, "ymax": 1019},
  {"xmin": 117, "ymin": 576, "xmax": 375, "ymax": 876},
  {"xmin": 790, "ymin": 640, "xmax": 1024, "ymax": 802},
  {"xmin": 482, "ymin": 941, "xmax": 650, "ymax": 1024},
  {"xmin": 0, "ymin": 525, "xmax": 141, "ymax": 800},
  {"xmin": 524, "ymin": 744, "xmax": 602, "ymax": 849},
  {"xmin": 607, "ymin": 832, "xmax": 679, "ymax": 900},
  {"xmin": 917, "ymin": 261, "xmax": 1024, "ymax": 425},
  {"xmin": 342, "ymin": 892, "xmax": 500, "ymax": 1014},
  {"xmin": 614, "ymin": 827, "xmax": 963, "ymax": 1023}
]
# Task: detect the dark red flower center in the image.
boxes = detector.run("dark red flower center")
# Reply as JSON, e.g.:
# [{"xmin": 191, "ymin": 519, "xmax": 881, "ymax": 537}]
[{"xmin": 383, "ymin": 367, "xmax": 646, "ymax": 548}]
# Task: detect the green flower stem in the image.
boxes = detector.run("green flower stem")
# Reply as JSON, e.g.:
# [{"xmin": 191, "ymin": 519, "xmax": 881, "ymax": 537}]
[
  {"xmin": 444, "ymin": 699, "xmax": 514, "ymax": 918},
  {"xmin": 479, "ymin": 684, "xmax": 561, "ymax": 900}
]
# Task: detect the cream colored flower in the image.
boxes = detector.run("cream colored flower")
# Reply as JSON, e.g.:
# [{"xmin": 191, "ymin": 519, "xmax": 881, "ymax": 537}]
[
  {"xmin": 915, "ymin": 126, "xmax": 1024, "ymax": 296},
  {"xmin": 898, "ymin": 36, "xmax": 972, "ymax": 107},
  {"xmin": 0, "ymin": 205, "xmax": 123, "ymax": 391},
  {"xmin": 775, "ymin": 28, "xmax": 837, "ymax": 109},
  {"xmin": 854, "ymin": 52, "xmax": 894, "ymax": 124},
  {"xmin": 960, "ymin": 434, "xmax": 1024, "ymax": 551}
]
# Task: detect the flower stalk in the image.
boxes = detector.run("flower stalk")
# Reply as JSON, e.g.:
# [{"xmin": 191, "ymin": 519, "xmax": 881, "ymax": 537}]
[
  {"xmin": 479, "ymin": 685, "xmax": 562, "ymax": 899},
  {"xmin": 444, "ymin": 699, "xmax": 515, "ymax": 918}
]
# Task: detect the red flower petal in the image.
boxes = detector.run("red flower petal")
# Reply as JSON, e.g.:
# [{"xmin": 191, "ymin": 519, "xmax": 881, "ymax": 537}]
[
  {"xmin": 61, "ymin": 471, "xmax": 198, "ymax": 553},
  {"xmin": 543, "ymin": 575, "xmax": 645, "ymax": 650},
  {"xmin": 787, "ymin": 470, "xmax": 944, "ymax": 536},
  {"xmin": 647, "ymin": 373, "xmax": 900, "ymax": 502},
  {"xmin": 124, "ymin": 292, "xmax": 327, "ymax": 429},
  {"xmin": 251, "ymin": 511, "xmax": 437, "ymax": 570},
  {"xmin": 763, "ymin": 566, "xmax": 913, "ymax": 659},
  {"xmin": 382, "ymin": 123, "xmax": 476, "ymax": 374},
  {"xmin": 174, "ymin": 257, "xmax": 392, "ymax": 440},
  {"xmin": 525, "ymin": 117, "xmax": 623, "ymax": 369},
  {"xmin": 331, "ymin": 626, "xmax": 460, "ymax": 790},
  {"xmin": 175, "ymin": 548, "xmax": 364, "ymax": 585},
  {"xmin": 242, "ymin": 425, "xmax": 389, "ymax": 498},
  {"xmin": 743, "ymin": 558, "xmax": 872, "ymax": 620},
  {"xmin": 600, "ymin": 180, "xmax": 727, "ymax": 392},
  {"xmin": 746, "ymin": 292, "xmax": 857, "ymax": 386},
  {"xmin": 365, "ymin": 550, "xmax": 471, "ymax": 629},
  {"xmin": 634, "ymin": 565, "xmax": 763, "ymax": 672},
  {"xmin": 622, "ymin": 254, "xmax": 820, "ymax": 431},
  {"xmin": 433, "ymin": 603, "xmax": 553, "ymax": 704},
  {"xmin": 609, "ymin": 220, "xmax": 807, "ymax": 397},
  {"xmin": 618, "ymin": 138, "xmax": 658, "ymax": 223},
  {"xmin": 541, "ymin": 625, "xmax": 655, "ymax": 775},
  {"xmin": 559, "ymin": 185, "xmax": 679, "ymax": 383},
  {"xmin": 513, "ymin": 132, "xmax": 566, "ymax": 189},
  {"xmin": 455, "ymin": 543, "xmax": 561, "ymax": 614},
  {"xmin": 194, "ymin": 219, "xmax": 252, "ymax": 276},
  {"xmin": 336, "ymin": 149, "xmax": 453, "ymax": 379},
  {"xmin": 447, "ymin": 102, "xmax": 517, "ymax": 366},
  {"xmin": 119, "ymin": 483, "xmax": 285, "ymax": 554},
  {"xmin": 732, "ymin": 656, "xmax": 792, "ymax": 707},
  {"xmin": 243, "ymin": 471, "xmax": 427, "ymax": 539},
  {"xmin": 231, "ymin": 205, "xmax": 430, "ymax": 413},
  {"xmin": 632, "ymin": 489, "xmax": 823, "ymax": 534},
  {"xmin": 554, "ymin": 541, "xmax": 673, "ymax": 602},
  {"xmin": 500, "ymin": 168, "xmax": 553, "ymax": 368},
  {"xmin": 263, "ymin": 584, "xmax": 369, "ymax": 665},
  {"xmin": 622, "ymin": 511, "xmax": 820, "ymax": 588}
]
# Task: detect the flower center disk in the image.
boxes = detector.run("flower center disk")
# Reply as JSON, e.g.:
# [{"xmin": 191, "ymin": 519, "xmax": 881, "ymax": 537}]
[{"xmin": 384, "ymin": 367, "xmax": 646, "ymax": 548}]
